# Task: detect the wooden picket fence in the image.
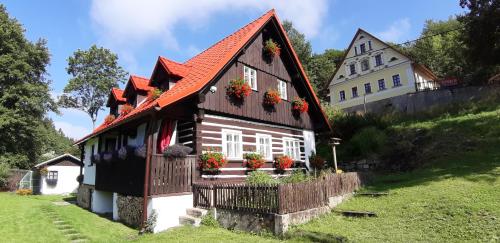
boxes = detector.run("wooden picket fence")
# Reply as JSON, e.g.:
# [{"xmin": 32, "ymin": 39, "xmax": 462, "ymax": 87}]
[
  {"xmin": 149, "ymin": 155, "xmax": 196, "ymax": 196},
  {"xmin": 193, "ymin": 172, "xmax": 364, "ymax": 214}
]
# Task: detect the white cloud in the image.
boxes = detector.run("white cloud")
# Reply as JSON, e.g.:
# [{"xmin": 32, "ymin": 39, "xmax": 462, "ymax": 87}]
[
  {"xmin": 90, "ymin": 0, "xmax": 329, "ymax": 65},
  {"xmin": 377, "ymin": 18, "xmax": 411, "ymax": 43},
  {"xmin": 54, "ymin": 121, "xmax": 92, "ymax": 140}
]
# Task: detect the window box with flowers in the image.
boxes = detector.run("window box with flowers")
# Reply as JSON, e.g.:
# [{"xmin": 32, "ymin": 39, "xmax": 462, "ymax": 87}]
[
  {"xmin": 104, "ymin": 114, "xmax": 116, "ymax": 125},
  {"xmin": 274, "ymin": 155, "xmax": 294, "ymax": 173},
  {"xmin": 263, "ymin": 39, "xmax": 281, "ymax": 59},
  {"xmin": 243, "ymin": 153, "xmax": 266, "ymax": 170},
  {"xmin": 226, "ymin": 77, "xmax": 252, "ymax": 100},
  {"xmin": 120, "ymin": 104, "xmax": 134, "ymax": 116},
  {"xmin": 148, "ymin": 88, "xmax": 162, "ymax": 100},
  {"xmin": 199, "ymin": 151, "xmax": 227, "ymax": 173},
  {"xmin": 263, "ymin": 88, "xmax": 282, "ymax": 106},
  {"xmin": 291, "ymin": 97, "xmax": 309, "ymax": 113}
]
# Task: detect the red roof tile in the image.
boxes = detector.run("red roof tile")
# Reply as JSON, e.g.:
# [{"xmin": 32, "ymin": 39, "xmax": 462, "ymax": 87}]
[
  {"xmin": 130, "ymin": 75, "xmax": 153, "ymax": 92},
  {"xmin": 111, "ymin": 88, "xmax": 126, "ymax": 102},
  {"xmin": 75, "ymin": 9, "xmax": 330, "ymax": 145}
]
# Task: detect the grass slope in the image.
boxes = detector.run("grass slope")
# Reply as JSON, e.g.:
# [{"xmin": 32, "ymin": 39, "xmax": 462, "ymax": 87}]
[{"xmin": 1, "ymin": 107, "xmax": 499, "ymax": 242}]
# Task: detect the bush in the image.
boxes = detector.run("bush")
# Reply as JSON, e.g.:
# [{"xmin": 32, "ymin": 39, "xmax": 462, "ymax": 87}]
[
  {"xmin": 280, "ymin": 170, "xmax": 311, "ymax": 184},
  {"xmin": 0, "ymin": 163, "xmax": 10, "ymax": 189},
  {"xmin": 349, "ymin": 127, "xmax": 387, "ymax": 158},
  {"xmin": 16, "ymin": 189, "xmax": 32, "ymax": 195},
  {"xmin": 245, "ymin": 171, "xmax": 278, "ymax": 186},
  {"xmin": 163, "ymin": 144, "xmax": 193, "ymax": 158},
  {"xmin": 201, "ymin": 212, "xmax": 219, "ymax": 227}
]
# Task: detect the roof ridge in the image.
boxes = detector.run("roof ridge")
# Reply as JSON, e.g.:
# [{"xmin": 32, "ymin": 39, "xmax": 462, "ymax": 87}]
[{"xmin": 184, "ymin": 9, "xmax": 274, "ymax": 64}]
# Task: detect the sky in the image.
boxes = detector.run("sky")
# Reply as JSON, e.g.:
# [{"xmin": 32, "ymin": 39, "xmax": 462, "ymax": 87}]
[{"xmin": 2, "ymin": 0, "xmax": 465, "ymax": 140}]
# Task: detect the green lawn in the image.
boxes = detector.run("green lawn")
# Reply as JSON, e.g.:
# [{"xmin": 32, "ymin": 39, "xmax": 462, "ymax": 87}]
[{"xmin": 1, "ymin": 108, "xmax": 499, "ymax": 242}]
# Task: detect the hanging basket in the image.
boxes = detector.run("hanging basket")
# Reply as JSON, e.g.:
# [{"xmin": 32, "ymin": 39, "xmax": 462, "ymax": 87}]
[
  {"xmin": 263, "ymin": 39, "xmax": 281, "ymax": 59},
  {"xmin": 263, "ymin": 88, "xmax": 282, "ymax": 106},
  {"xmin": 291, "ymin": 97, "xmax": 309, "ymax": 113}
]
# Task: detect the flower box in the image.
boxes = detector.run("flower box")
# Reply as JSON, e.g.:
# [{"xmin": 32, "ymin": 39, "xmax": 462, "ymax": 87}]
[
  {"xmin": 120, "ymin": 104, "xmax": 134, "ymax": 116},
  {"xmin": 291, "ymin": 97, "xmax": 309, "ymax": 113},
  {"xmin": 226, "ymin": 77, "xmax": 251, "ymax": 99},
  {"xmin": 263, "ymin": 88, "xmax": 282, "ymax": 106},
  {"xmin": 199, "ymin": 151, "xmax": 226, "ymax": 172},
  {"xmin": 275, "ymin": 155, "xmax": 294, "ymax": 171},
  {"xmin": 104, "ymin": 114, "xmax": 116, "ymax": 125},
  {"xmin": 148, "ymin": 88, "xmax": 162, "ymax": 100},
  {"xmin": 244, "ymin": 153, "xmax": 265, "ymax": 170}
]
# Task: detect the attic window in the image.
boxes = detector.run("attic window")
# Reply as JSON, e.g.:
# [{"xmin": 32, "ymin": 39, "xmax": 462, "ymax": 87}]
[
  {"xmin": 359, "ymin": 35, "xmax": 365, "ymax": 39},
  {"xmin": 338, "ymin": 75, "xmax": 345, "ymax": 79},
  {"xmin": 390, "ymin": 57, "xmax": 398, "ymax": 62}
]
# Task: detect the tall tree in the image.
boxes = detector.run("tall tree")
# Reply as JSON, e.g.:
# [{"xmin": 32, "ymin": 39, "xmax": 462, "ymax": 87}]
[
  {"xmin": 60, "ymin": 45, "xmax": 127, "ymax": 128},
  {"xmin": 283, "ymin": 20, "xmax": 313, "ymax": 69},
  {"xmin": 308, "ymin": 49, "xmax": 345, "ymax": 101},
  {"xmin": 406, "ymin": 18, "xmax": 467, "ymax": 79},
  {"xmin": 459, "ymin": 0, "xmax": 500, "ymax": 82},
  {"xmin": 0, "ymin": 4, "xmax": 74, "ymax": 168}
]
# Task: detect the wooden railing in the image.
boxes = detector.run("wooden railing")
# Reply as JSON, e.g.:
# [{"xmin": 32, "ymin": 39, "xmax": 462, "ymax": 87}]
[
  {"xmin": 193, "ymin": 172, "xmax": 364, "ymax": 214},
  {"xmin": 149, "ymin": 155, "xmax": 196, "ymax": 196}
]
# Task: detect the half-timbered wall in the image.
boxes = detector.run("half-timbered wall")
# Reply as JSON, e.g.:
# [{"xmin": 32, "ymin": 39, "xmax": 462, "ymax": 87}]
[{"xmin": 198, "ymin": 31, "xmax": 316, "ymax": 130}]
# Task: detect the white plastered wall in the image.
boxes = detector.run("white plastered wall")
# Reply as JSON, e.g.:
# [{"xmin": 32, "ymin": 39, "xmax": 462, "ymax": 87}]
[
  {"xmin": 40, "ymin": 165, "xmax": 80, "ymax": 195},
  {"xmin": 148, "ymin": 194, "xmax": 193, "ymax": 233},
  {"xmin": 82, "ymin": 138, "xmax": 98, "ymax": 185},
  {"xmin": 92, "ymin": 190, "xmax": 113, "ymax": 214}
]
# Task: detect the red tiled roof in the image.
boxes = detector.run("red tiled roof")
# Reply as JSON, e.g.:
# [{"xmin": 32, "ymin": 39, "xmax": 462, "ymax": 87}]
[
  {"xmin": 111, "ymin": 88, "xmax": 126, "ymax": 102},
  {"xmin": 75, "ymin": 9, "xmax": 330, "ymax": 145},
  {"xmin": 158, "ymin": 57, "xmax": 190, "ymax": 79},
  {"xmin": 130, "ymin": 75, "xmax": 153, "ymax": 92}
]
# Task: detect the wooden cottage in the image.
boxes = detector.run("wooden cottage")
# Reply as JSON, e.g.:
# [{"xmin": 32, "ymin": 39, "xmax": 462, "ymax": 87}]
[{"xmin": 74, "ymin": 9, "xmax": 330, "ymax": 232}]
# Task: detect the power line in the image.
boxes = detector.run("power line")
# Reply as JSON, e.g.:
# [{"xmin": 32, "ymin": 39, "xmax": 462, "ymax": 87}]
[{"xmin": 340, "ymin": 27, "xmax": 463, "ymax": 62}]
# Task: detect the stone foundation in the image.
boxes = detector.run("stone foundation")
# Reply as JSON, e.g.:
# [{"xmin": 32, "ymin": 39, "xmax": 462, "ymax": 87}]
[
  {"xmin": 116, "ymin": 194, "xmax": 143, "ymax": 228},
  {"xmin": 216, "ymin": 209, "xmax": 274, "ymax": 233},
  {"xmin": 76, "ymin": 184, "xmax": 94, "ymax": 209}
]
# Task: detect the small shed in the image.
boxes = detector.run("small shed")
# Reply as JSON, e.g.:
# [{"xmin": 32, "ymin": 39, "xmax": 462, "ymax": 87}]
[{"xmin": 33, "ymin": 154, "xmax": 82, "ymax": 195}]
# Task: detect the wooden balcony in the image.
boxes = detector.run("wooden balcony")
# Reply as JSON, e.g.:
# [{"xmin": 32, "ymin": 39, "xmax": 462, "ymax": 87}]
[{"xmin": 149, "ymin": 155, "xmax": 196, "ymax": 196}]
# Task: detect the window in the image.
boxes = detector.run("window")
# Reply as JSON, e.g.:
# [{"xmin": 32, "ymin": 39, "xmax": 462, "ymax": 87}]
[
  {"xmin": 354, "ymin": 46, "xmax": 358, "ymax": 55},
  {"xmin": 392, "ymin": 74, "xmax": 401, "ymax": 87},
  {"xmin": 360, "ymin": 43, "xmax": 366, "ymax": 54},
  {"xmin": 375, "ymin": 54, "xmax": 383, "ymax": 66},
  {"xmin": 283, "ymin": 138, "xmax": 301, "ymax": 160},
  {"xmin": 349, "ymin": 64, "xmax": 356, "ymax": 75},
  {"xmin": 256, "ymin": 134, "xmax": 272, "ymax": 160},
  {"xmin": 277, "ymin": 79, "xmax": 287, "ymax": 100},
  {"xmin": 352, "ymin": 87, "xmax": 358, "ymax": 98},
  {"xmin": 244, "ymin": 66, "xmax": 257, "ymax": 90},
  {"xmin": 361, "ymin": 59, "xmax": 370, "ymax": 71},
  {"xmin": 364, "ymin": 83, "xmax": 372, "ymax": 94},
  {"xmin": 222, "ymin": 129, "xmax": 242, "ymax": 159},
  {"xmin": 368, "ymin": 40, "xmax": 372, "ymax": 50},
  {"xmin": 378, "ymin": 79, "xmax": 386, "ymax": 91},
  {"xmin": 339, "ymin": 90, "xmax": 346, "ymax": 101},
  {"xmin": 47, "ymin": 171, "xmax": 58, "ymax": 180}
]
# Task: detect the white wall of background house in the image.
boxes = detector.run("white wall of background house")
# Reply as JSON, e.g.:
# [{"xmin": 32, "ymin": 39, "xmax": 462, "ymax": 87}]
[
  {"xmin": 83, "ymin": 137, "xmax": 97, "ymax": 185},
  {"xmin": 40, "ymin": 165, "xmax": 80, "ymax": 195}
]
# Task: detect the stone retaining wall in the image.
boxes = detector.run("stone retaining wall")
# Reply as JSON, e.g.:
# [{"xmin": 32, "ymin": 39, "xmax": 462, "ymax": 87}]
[
  {"xmin": 116, "ymin": 194, "xmax": 143, "ymax": 228},
  {"xmin": 76, "ymin": 184, "xmax": 94, "ymax": 209}
]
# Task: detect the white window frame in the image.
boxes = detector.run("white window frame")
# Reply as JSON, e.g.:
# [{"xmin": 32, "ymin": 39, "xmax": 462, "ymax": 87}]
[
  {"xmin": 277, "ymin": 79, "xmax": 287, "ymax": 100},
  {"xmin": 256, "ymin": 134, "xmax": 272, "ymax": 161},
  {"xmin": 243, "ymin": 65, "xmax": 257, "ymax": 90},
  {"xmin": 283, "ymin": 137, "xmax": 301, "ymax": 160},
  {"xmin": 361, "ymin": 58, "xmax": 370, "ymax": 71},
  {"xmin": 221, "ymin": 129, "xmax": 243, "ymax": 160}
]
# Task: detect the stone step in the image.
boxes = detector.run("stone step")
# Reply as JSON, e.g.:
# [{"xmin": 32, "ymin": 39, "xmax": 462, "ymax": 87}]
[
  {"xmin": 179, "ymin": 215, "xmax": 201, "ymax": 227},
  {"xmin": 186, "ymin": 208, "xmax": 208, "ymax": 218}
]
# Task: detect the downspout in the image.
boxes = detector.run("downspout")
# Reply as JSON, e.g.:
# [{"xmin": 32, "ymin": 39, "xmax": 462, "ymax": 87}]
[{"xmin": 142, "ymin": 112, "xmax": 157, "ymax": 230}]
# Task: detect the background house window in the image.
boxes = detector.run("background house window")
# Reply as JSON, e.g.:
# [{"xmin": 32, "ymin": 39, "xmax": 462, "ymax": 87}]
[
  {"xmin": 378, "ymin": 79, "xmax": 386, "ymax": 90},
  {"xmin": 392, "ymin": 74, "xmax": 402, "ymax": 87},
  {"xmin": 368, "ymin": 40, "xmax": 372, "ymax": 50},
  {"xmin": 364, "ymin": 83, "xmax": 372, "ymax": 94},
  {"xmin": 256, "ymin": 134, "xmax": 272, "ymax": 160},
  {"xmin": 283, "ymin": 138, "xmax": 300, "ymax": 160},
  {"xmin": 349, "ymin": 64, "xmax": 356, "ymax": 75},
  {"xmin": 244, "ymin": 66, "xmax": 257, "ymax": 90},
  {"xmin": 361, "ymin": 59, "xmax": 370, "ymax": 71},
  {"xmin": 277, "ymin": 79, "xmax": 287, "ymax": 100},
  {"xmin": 47, "ymin": 171, "xmax": 58, "ymax": 180},
  {"xmin": 375, "ymin": 54, "xmax": 383, "ymax": 66},
  {"xmin": 354, "ymin": 46, "xmax": 358, "ymax": 55},
  {"xmin": 339, "ymin": 90, "xmax": 346, "ymax": 101},
  {"xmin": 360, "ymin": 43, "xmax": 366, "ymax": 54},
  {"xmin": 352, "ymin": 87, "xmax": 358, "ymax": 98},
  {"xmin": 222, "ymin": 129, "xmax": 242, "ymax": 159}
]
